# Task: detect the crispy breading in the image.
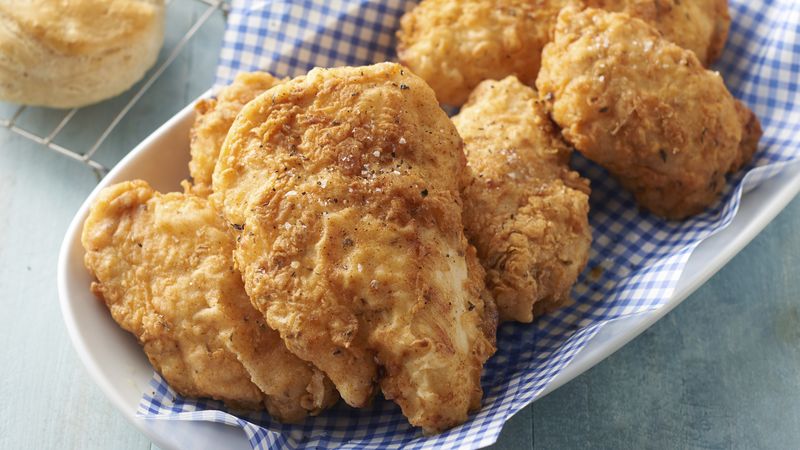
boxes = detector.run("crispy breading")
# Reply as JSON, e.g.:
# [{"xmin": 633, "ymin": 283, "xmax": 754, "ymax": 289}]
[
  {"xmin": 536, "ymin": 7, "xmax": 761, "ymax": 219},
  {"xmin": 82, "ymin": 180, "xmax": 337, "ymax": 422},
  {"xmin": 212, "ymin": 62, "xmax": 497, "ymax": 433},
  {"xmin": 396, "ymin": 0, "xmax": 729, "ymax": 106},
  {"xmin": 189, "ymin": 72, "xmax": 284, "ymax": 196},
  {"xmin": 397, "ymin": 0, "xmax": 568, "ymax": 106},
  {"xmin": 585, "ymin": 0, "xmax": 730, "ymax": 64},
  {"xmin": 454, "ymin": 76, "xmax": 591, "ymax": 323}
]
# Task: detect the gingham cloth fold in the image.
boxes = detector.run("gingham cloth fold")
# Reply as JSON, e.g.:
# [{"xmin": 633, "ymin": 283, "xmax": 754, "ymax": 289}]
[{"xmin": 138, "ymin": 1, "xmax": 800, "ymax": 448}]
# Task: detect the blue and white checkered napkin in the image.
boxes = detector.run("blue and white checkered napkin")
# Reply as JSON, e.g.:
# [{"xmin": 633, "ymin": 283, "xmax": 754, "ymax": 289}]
[{"xmin": 138, "ymin": 0, "xmax": 800, "ymax": 448}]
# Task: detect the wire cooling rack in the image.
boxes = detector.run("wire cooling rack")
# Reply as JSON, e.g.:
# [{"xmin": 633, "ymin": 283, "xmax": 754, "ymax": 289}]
[{"xmin": 0, "ymin": 0, "xmax": 229, "ymax": 178}]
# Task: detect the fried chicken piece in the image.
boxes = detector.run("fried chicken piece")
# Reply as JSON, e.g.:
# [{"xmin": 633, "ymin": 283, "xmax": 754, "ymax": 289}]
[
  {"xmin": 536, "ymin": 7, "xmax": 761, "ymax": 219},
  {"xmin": 454, "ymin": 76, "xmax": 591, "ymax": 323},
  {"xmin": 82, "ymin": 180, "xmax": 337, "ymax": 422},
  {"xmin": 396, "ymin": 0, "xmax": 729, "ymax": 107},
  {"xmin": 213, "ymin": 62, "xmax": 497, "ymax": 433},
  {"xmin": 397, "ymin": 0, "xmax": 569, "ymax": 106},
  {"xmin": 585, "ymin": 0, "xmax": 730, "ymax": 65},
  {"xmin": 189, "ymin": 71, "xmax": 284, "ymax": 196}
]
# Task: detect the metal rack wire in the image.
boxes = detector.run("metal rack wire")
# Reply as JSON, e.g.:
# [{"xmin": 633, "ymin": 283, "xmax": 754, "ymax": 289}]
[{"xmin": 0, "ymin": 0, "xmax": 229, "ymax": 177}]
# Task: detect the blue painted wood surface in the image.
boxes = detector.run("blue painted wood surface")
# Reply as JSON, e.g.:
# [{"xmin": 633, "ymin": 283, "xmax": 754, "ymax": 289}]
[{"xmin": 0, "ymin": 1, "xmax": 797, "ymax": 448}]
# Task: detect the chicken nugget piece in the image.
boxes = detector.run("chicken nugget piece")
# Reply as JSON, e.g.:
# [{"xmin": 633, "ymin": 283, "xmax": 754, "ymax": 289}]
[
  {"xmin": 213, "ymin": 62, "xmax": 497, "ymax": 433},
  {"xmin": 585, "ymin": 0, "xmax": 730, "ymax": 64},
  {"xmin": 189, "ymin": 71, "xmax": 284, "ymax": 196},
  {"xmin": 82, "ymin": 180, "xmax": 337, "ymax": 422},
  {"xmin": 454, "ymin": 76, "xmax": 591, "ymax": 323},
  {"xmin": 536, "ymin": 7, "xmax": 761, "ymax": 219},
  {"xmin": 396, "ymin": 0, "xmax": 729, "ymax": 107},
  {"xmin": 397, "ymin": 0, "xmax": 569, "ymax": 106}
]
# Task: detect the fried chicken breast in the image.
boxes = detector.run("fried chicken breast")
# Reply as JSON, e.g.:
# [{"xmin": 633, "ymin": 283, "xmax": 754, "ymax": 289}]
[
  {"xmin": 82, "ymin": 180, "xmax": 337, "ymax": 422},
  {"xmin": 189, "ymin": 71, "xmax": 284, "ymax": 196},
  {"xmin": 396, "ymin": 0, "xmax": 729, "ymax": 106},
  {"xmin": 585, "ymin": 0, "xmax": 730, "ymax": 65},
  {"xmin": 454, "ymin": 76, "xmax": 591, "ymax": 323},
  {"xmin": 536, "ymin": 7, "xmax": 761, "ymax": 219},
  {"xmin": 397, "ymin": 0, "xmax": 569, "ymax": 106},
  {"xmin": 212, "ymin": 62, "xmax": 497, "ymax": 433}
]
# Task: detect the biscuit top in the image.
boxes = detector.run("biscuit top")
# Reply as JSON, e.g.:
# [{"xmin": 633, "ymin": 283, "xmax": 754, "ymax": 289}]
[{"xmin": 0, "ymin": 0, "xmax": 162, "ymax": 56}]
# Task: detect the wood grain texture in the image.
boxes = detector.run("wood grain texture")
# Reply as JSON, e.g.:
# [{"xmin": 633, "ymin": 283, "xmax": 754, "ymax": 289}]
[
  {"xmin": 1, "ymin": 0, "xmax": 799, "ymax": 448},
  {"xmin": 0, "ymin": 136, "xmax": 149, "ymax": 449},
  {"xmin": 529, "ymin": 197, "xmax": 800, "ymax": 449},
  {"xmin": 0, "ymin": 1, "xmax": 221, "ymax": 449}
]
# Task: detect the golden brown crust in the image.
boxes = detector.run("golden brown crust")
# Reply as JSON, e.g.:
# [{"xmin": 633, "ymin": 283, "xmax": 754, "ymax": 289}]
[
  {"xmin": 454, "ymin": 76, "xmax": 591, "ymax": 323},
  {"xmin": 733, "ymin": 99, "xmax": 763, "ymax": 172},
  {"xmin": 213, "ymin": 62, "xmax": 496, "ymax": 433},
  {"xmin": 189, "ymin": 72, "xmax": 285, "ymax": 196},
  {"xmin": 82, "ymin": 180, "xmax": 337, "ymax": 421},
  {"xmin": 397, "ymin": 0, "xmax": 568, "ymax": 106},
  {"xmin": 706, "ymin": 0, "xmax": 732, "ymax": 63},
  {"xmin": 396, "ymin": 0, "xmax": 729, "ymax": 107},
  {"xmin": 536, "ymin": 7, "xmax": 760, "ymax": 219},
  {"xmin": 0, "ymin": 0, "xmax": 161, "ymax": 56},
  {"xmin": 585, "ymin": 0, "xmax": 731, "ymax": 65},
  {"xmin": 0, "ymin": 0, "xmax": 165, "ymax": 108}
]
